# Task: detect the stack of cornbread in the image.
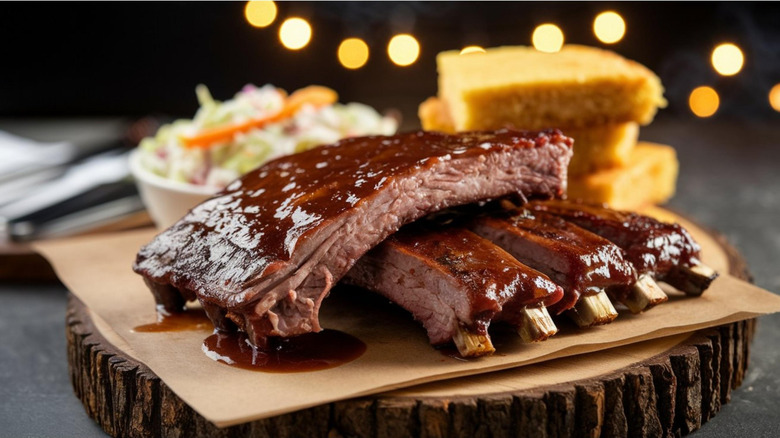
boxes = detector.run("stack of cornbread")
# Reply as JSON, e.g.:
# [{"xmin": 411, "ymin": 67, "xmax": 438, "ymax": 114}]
[{"xmin": 419, "ymin": 45, "xmax": 675, "ymax": 210}]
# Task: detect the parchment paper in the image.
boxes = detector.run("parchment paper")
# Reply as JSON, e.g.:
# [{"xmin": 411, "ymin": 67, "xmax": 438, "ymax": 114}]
[{"xmin": 35, "ymin": 212, "xmax": 780, "ymax": 427}]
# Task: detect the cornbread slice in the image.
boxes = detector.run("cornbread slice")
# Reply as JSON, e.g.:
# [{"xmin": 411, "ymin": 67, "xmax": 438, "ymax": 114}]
[
  {"xmin": 567, "ymin": 142, "xmax": 678, "ymax": 210},
  {"xmin": 566, "ymin": 122, "xmax": 638, "ymax": 176},
  {"xmin": 437, "ymin": 45, "xmax": 666, "ymax": 131},
  {"xmin": 419, "ymin": 97, "xmax": 638, "ymax": 176}
]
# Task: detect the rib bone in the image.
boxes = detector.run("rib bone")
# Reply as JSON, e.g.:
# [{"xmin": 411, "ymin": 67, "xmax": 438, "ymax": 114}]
[
  {"xmin": 664, "ymin": 263, "xmax": 718, "ymax": 296},
  {"xmin": 453, "ymin": 325, "xmax": 495, "ymax": 357},
  {"xmin": 623, "ymin": 274, "xmax": 669, "ymax": 313},
  {"xmin": 567, "ymin": 291, "xmax": 618, "ymax": 327},
  {"xmin": 518, "ymin": 306, "xmax": 558, "ymax": 343}
]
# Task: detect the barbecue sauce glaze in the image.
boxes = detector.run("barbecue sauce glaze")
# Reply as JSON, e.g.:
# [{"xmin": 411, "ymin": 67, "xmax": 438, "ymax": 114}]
[
  {"xmin": 194, "ymin": 130, "xmax": 564, "ymax": 272},
  {"xmin": 134, "ymin": 129, "xmax": 572, "ymax": 349},
  {"xmin": 526, "ymin": 200, "xmax": 702, "ymax": 276},
  {"xmin": 381, "ymin": 223, "xmax": 563, "ymax": 334},
  {"xmin": 473, "ymin": 208, "xmax": 637, "ymax": 314},
  {"xmin": 134, "ymin": 129, "xmax": 571, "ymax": 310}
]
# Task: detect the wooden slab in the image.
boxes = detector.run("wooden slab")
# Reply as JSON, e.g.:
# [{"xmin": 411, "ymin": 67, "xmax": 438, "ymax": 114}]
[{"xmin": 65, "ymin": 228, "xmax": 755, "ymax": 438}]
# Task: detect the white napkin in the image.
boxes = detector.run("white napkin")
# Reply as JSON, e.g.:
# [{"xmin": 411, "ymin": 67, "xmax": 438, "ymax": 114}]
[
  {"xmin": 0, "ymin": 150, "xmax": 131, "ymax": 221},
  {"xmin": 0, "ymin": 130, "xmax": 77, "ymax": 178}
]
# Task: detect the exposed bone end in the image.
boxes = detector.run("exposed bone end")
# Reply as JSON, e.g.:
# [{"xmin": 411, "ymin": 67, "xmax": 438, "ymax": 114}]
[
  {"xmin": 682, "ymin": 264, "xmax": 719, "ymax": 296},
  {"xmin": 452, "ymin": 325, "xmax": 495, "ymax": 357},
  {"xmin": 663, "ymin": 263, "xmax": 719, "ymax": 296},
  {"xmin": 567, "ymin": 291, "xmax": 618, "ymax": 327},
  {"xmin": 623, "ymin": 274, "xmax": 669, "ymax": 313},
  {"xmin": 518, "ymin": 306, "xmax": 558, "ymax": 343}
]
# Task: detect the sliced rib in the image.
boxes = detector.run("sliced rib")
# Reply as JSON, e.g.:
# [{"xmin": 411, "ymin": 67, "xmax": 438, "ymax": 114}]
[
  {"xmin": 470, "ymin": 208, "xmax": 638, "ymax": 326},
  {"xmin": 344, "ymin": 223, "xmax": 564, "ymax": 357},
  {"xmin": 526, "ymin": 199, "xmax": 718, "ymax": 296}
]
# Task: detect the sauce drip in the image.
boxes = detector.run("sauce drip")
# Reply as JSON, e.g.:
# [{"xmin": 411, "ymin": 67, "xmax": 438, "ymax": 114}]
[
  {"xmin": 202, "ymin": 329, "xmax": 366, "ymax": 373},
  {"xmin": 133, "ymin": 308, "xmax": 212, "ymax": 333}
]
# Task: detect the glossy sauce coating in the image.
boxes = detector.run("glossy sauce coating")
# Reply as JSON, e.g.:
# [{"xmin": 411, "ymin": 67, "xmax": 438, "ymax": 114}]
[
  {"xmin": 473, "ymin": 208, "xmax": 637, "ymax": 313},
  {"xmin": 526, "ymin": 200, "xmax": 702, "ymax": 276},
  {"xmin": 212, "ymin": 130, "xmax": 561, "ymax": 265},
  {"xmin": 134, "ymin": 129, "xmax": 570, "ymax": 305},
  {"xmin": 133, "ymin": 307, "xmax": 212, "ymax": 333},
  {"xmin": 389, "ymin": 224, "xmax": 563, "ymax": 312},
  {"xmin": 202, "ymin": 329, "xmax": 366, "ymax": 373}
]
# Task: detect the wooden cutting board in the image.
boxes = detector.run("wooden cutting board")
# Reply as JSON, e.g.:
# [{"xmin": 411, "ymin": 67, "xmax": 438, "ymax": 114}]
[{"xmin": 65, "ymin": 224, "xmax": 754, "ymax": 438}]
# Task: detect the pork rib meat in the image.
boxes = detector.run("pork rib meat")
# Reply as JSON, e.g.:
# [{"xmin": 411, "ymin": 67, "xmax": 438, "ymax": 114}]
[
  {"xmin": 133, "ymin": 129, "xmax": 573, "ymax": 347},
  {"xmin": 344, "ymin": 222, "xmax": 563, "ymax": 354}
]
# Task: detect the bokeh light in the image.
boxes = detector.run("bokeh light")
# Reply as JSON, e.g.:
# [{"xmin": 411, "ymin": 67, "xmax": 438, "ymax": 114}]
[
  {"xmin": 388, "ymin": 34, "xmax": 420, "ymax": 66},
  {"xmin": 532, "ymin": 24, "xmax": 564, "ymax": 53},
  {"xmin": 279, "ymin": 17, "xmax": 312, "ymax": 50},
  {"xmin": 244, "ymin": 1, "xmax": 277, "ymax": 28},
  {"xmin": 338, "ymin": 38, "xmax": 369, "ymax": 70},
  {"xmin": 770, "ymin": 84, "xmax": 780, "ymax": 112},
  {"xmin": 711, "ymin": 43, "xmax": 744, "ymax": 76},
  {"xmin": 689, "ymin": 86, "xmax": 720, "ymax": 118},
  {"xmin": 460, "ymin": 46, "xmax": 486, "ymax": 55},
  {"xmin": 593, "ymin": 11, "xmax": 626, "ymax": 44}
]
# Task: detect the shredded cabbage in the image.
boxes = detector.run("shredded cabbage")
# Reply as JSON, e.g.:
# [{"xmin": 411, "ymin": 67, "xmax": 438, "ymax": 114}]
[{"xmin": 138, "ymin": 84, "xmax": 398, "ymax": 188}]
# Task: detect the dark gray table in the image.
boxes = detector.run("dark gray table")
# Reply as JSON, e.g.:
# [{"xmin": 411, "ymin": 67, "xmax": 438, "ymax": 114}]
[{"xmin": 1, "ymin": 118, "xmax": 779, "ymax": 437}]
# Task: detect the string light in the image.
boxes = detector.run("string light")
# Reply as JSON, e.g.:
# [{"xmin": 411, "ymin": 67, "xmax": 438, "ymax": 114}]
[
  {"xmin": 770, "ymin": 84, "xmax": 780, "ymax": 112},
  {"xmin": 460, "ymin": 46, "xmax": 486, "ymax": 55},
  {"xmin": 388, "ymin": 34, "xmax": 420, "ymax": 66},
  {"xmin": 244, "ymin": 1, "xmax": 277, "ymax": 28},
  {"xmin": 338, "ymin": 38, "xmax": 369, "ymax": 69},
  {"xmin": 689, "ymin": 86, "xmax": 720, "ymax": 118},
  {"xmin": 279, "ymin": 17, "xmax": 312, "ymax": 50},
  {"xmin": 711, "ymin": 43, "xmax": 744, "ymax": 76},
  {"xmin": 532, "ymin": 24, "xmax": 564, "ymax": 53},
  {"xmin": 593, "ymin": 11, "xmax": 625, "ymax": 44}
]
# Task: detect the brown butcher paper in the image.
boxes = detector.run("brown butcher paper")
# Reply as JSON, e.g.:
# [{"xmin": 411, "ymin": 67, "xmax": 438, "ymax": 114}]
[{"xmin": 35, "ymin": 210, "xmax": 780, "ymax": 427}]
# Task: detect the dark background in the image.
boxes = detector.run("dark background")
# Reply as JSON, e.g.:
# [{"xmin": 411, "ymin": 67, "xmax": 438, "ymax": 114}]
[{"xmin": 2, "ymin": 1, "xmax": 779, "ymax": 124}]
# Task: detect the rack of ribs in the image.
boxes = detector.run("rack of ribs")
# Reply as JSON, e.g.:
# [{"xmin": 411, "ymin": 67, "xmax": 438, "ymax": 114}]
[{"xmin": 133, "ymin": 129, "xmax": 573, "ymax": 349}]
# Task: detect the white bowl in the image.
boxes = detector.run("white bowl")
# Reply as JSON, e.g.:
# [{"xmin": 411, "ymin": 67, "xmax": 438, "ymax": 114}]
[{"xmin": 129, "ymin": 149, "xmax": 220, "ymax": 229}]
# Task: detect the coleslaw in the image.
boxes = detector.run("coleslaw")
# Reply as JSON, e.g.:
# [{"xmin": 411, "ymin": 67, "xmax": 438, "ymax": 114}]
[{"xmin": 137, "ymin": 84, "xmax": 398, "ymax": 188}]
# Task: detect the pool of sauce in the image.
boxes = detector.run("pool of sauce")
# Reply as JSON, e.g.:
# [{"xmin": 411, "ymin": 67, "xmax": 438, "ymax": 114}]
[
  {"xmin": 202, "ymin": 329, "xmax": 366, "ymax": 373},
  {"xmin": 132, "ymin": 308, "xmax": 212, "ymax": 333}
]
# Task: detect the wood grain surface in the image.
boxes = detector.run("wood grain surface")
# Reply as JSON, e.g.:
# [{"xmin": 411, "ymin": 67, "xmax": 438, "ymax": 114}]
[{"xmin": 65, "ymin": 230, "xmax": 755, "ymax": 438}]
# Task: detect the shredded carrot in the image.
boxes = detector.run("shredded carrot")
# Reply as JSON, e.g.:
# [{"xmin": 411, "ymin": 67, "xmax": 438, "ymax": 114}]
[{"xmin": 181, "ymin": 85, "xmax": 338, "ymax": 149}]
